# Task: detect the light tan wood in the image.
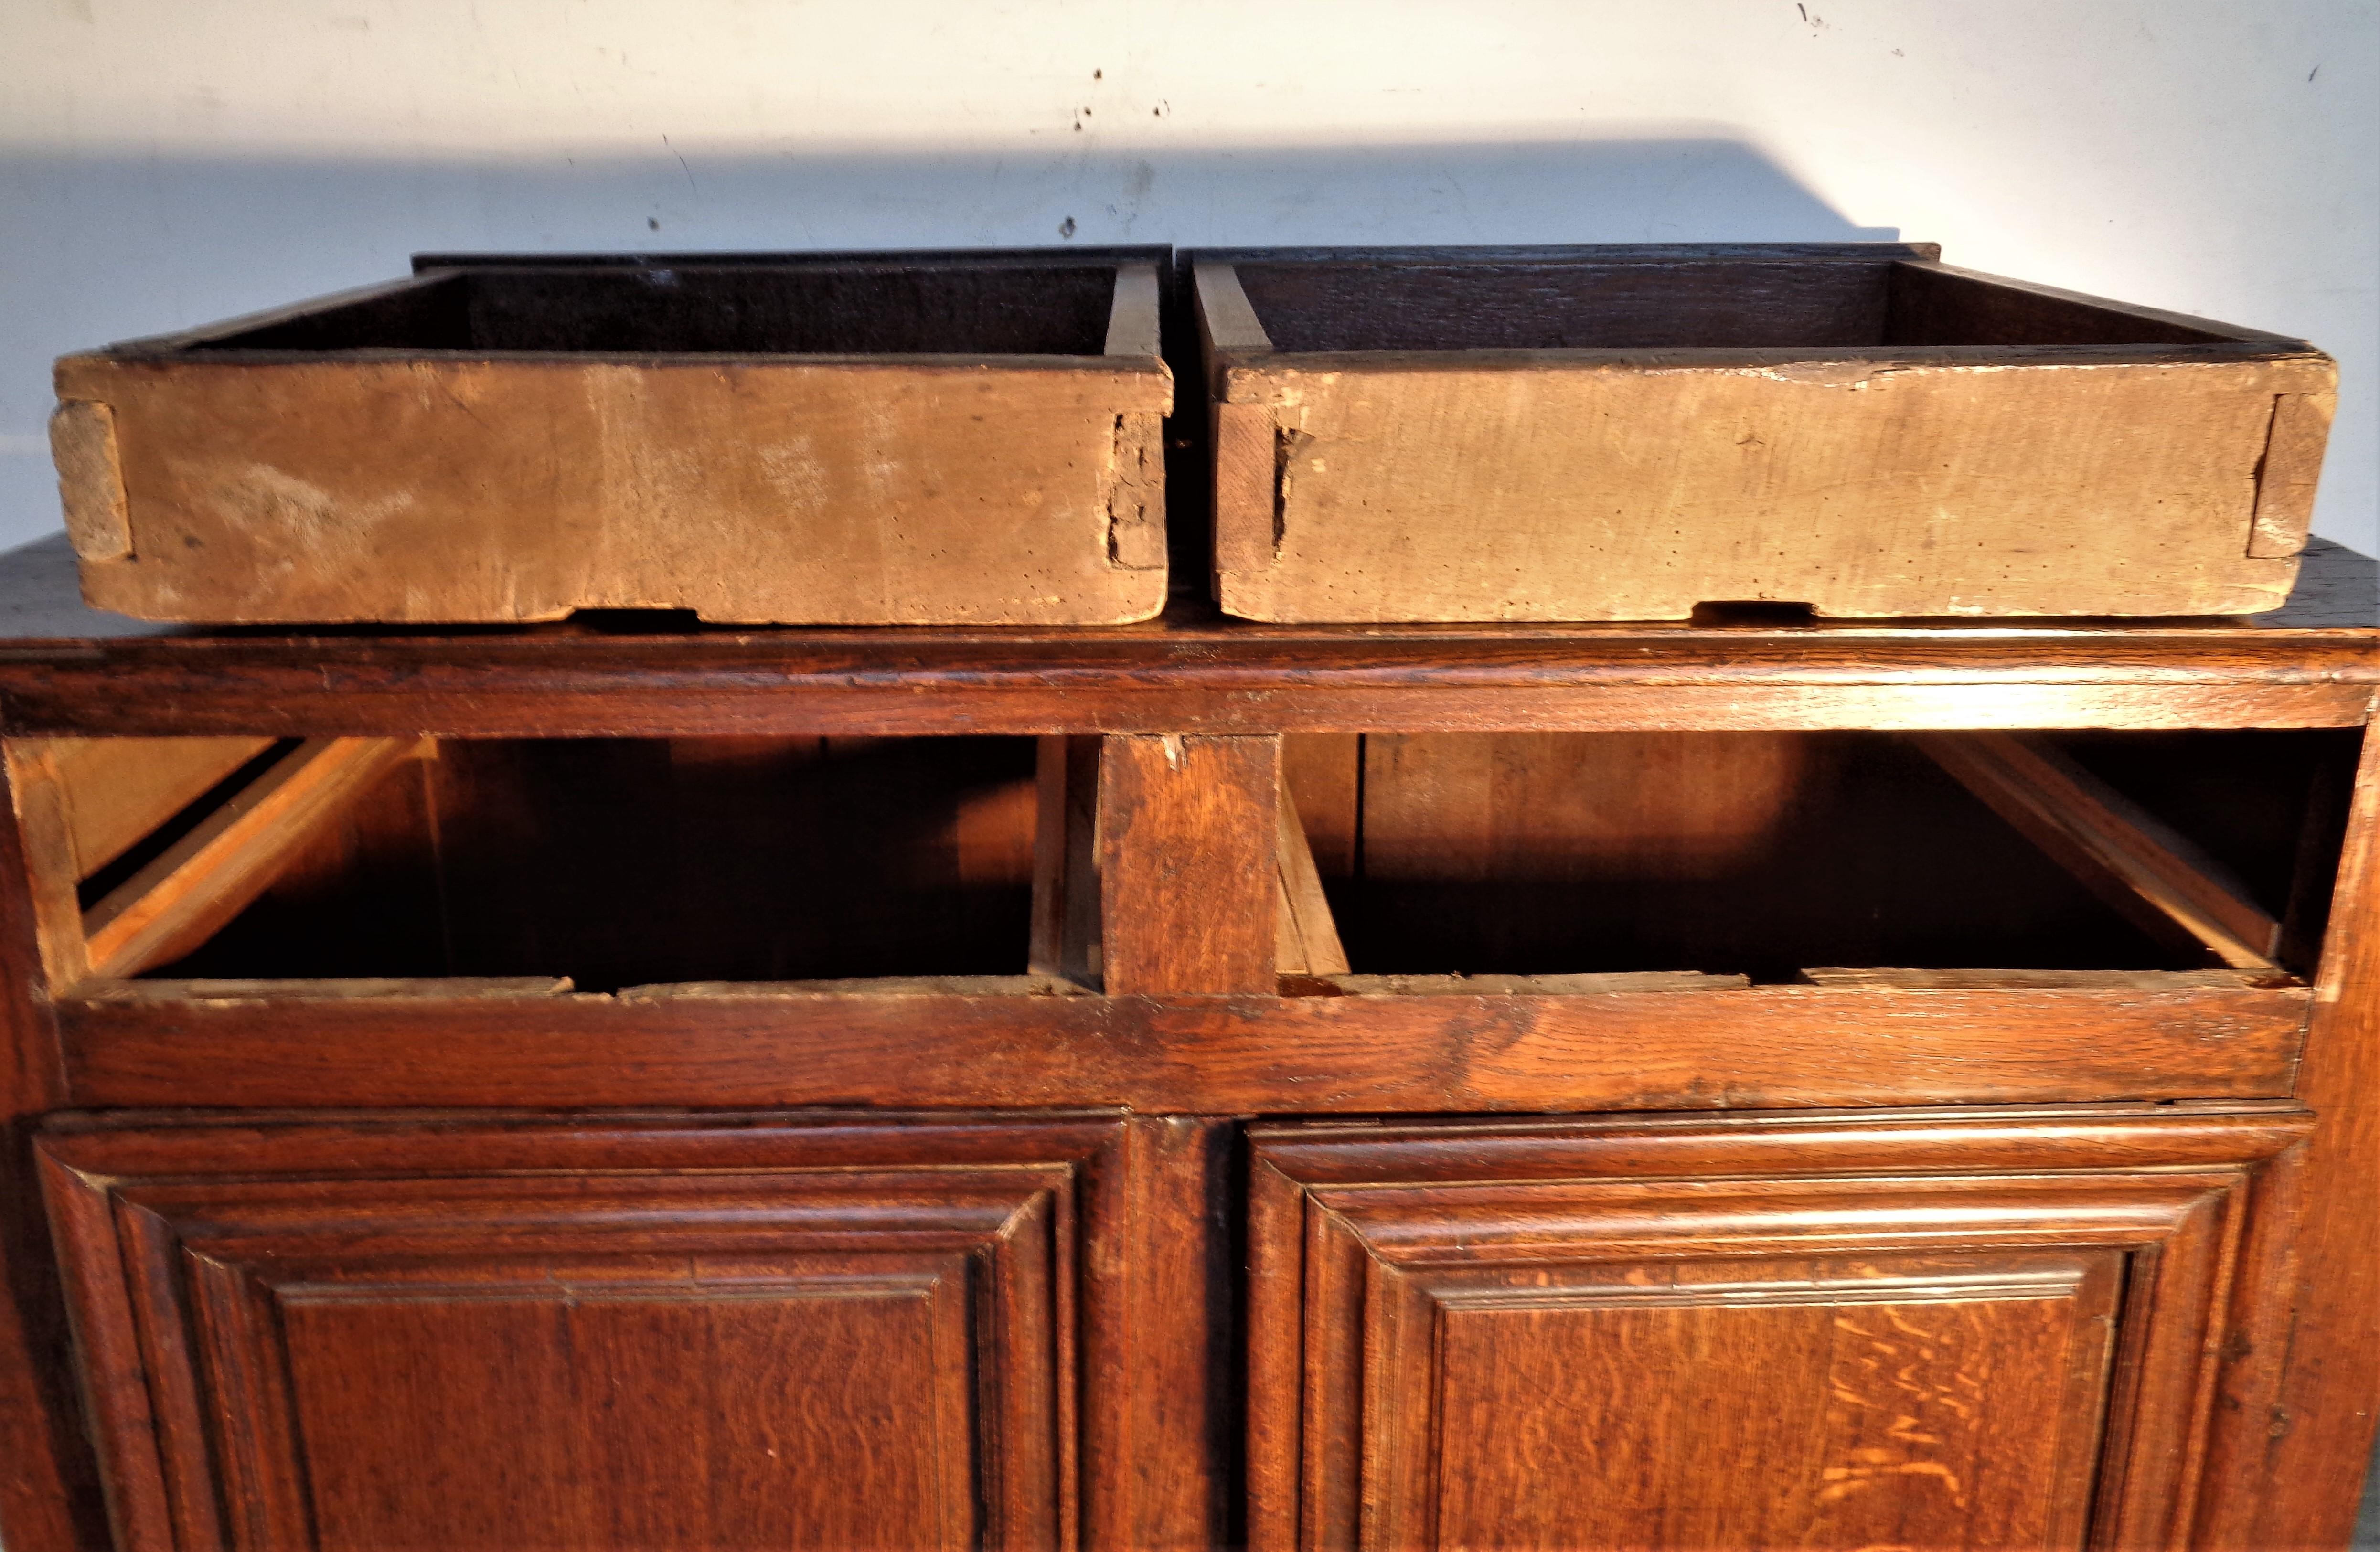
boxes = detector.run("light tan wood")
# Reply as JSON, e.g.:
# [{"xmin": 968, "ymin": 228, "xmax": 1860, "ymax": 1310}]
[
  {"xmin": 47, "ymin": 400, "xmax": 129, "ymax": 563},
  {"xmin": 81, "ymin": 737, "xmax": 423, "ymax": 979},
  {"xmin": 1103, "ymin": 263, "xmax": 1165, "ymax": 358},
  {"xmin": 2249, "ymin": 389, "xmax": 2337, "ymax": 558},
  {"xmin": 620, "ymin": 975, "xmax": 1086, "ymax": 999},
  {"xmin": 1211, "ymin": 351, "xmax": 2330, "ymax": 620},
  {"xmin": 1915, "ymin": 733, "xmax": 2283, "ymax": 970},
  {"xmin": 1801, "ymin": 967, "xmax": 2278, "ymax": 990},
  {"xmin": 82, "ymin": 977, "xmax": 574, "ymax": 1001},
  {"xmin": 1323, "ymin": 971, "xmax": 1747, "ymax": 995},
  {"xmin": 2, "ymin": 743, "xmax": 91, "ymax": 989},
  {"xmin": 1192, "ymin": 264, "xmax": 1274, "ymax": 361},
  {"xmin": 39, "ymin": 737, "xmax": 277, "ymax": 879},
  {"xmin": 55, "ymin": 350, "xmax": 1172, "ymax": 626},
  {"xmin": 1273, "ymin": 779, "xmax": 1347, "ymax": 977}
]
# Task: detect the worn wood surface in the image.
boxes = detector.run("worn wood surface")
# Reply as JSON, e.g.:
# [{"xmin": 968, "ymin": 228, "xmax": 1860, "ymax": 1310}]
[
  {"xmin": 2256, "ymin": 717, "xmax": 2380, "ymax": 1547},
  {"xmin": 0, "ymin": 530, "xmax": 2365, "ymax": 738},
  {"xmin": 53, "ymin": 979, "xmax": 2309, "ymax": 1113},
  {"xmin": 0, "ymin": 521, "xmax": 2364, "ymax": 1549},
  {"xmin": 1197, "ymin": 252, "xmax": 2335, "ymax": 622},
  {"xmin": 1247, "ymin": 1105, "xmax": 2310, "ymax": 1551},
  {"xmin": 54, "ymin": 259, "xmax": 1172, "ymax": 626},
  {"xmin": 1097, "ymin": 735, "xmax": 1280, "ymax": 994},
  {"xmin": 0, "ymin": 753, "xmax": 108, "ymax": 1548},
  {"xmin": 0, "ymin": 630, "xmax": 2369, "ymax": 739},
  {"xmin": 38, "ymin": 1111, "xmax": 1156, "ymax": 1551}
]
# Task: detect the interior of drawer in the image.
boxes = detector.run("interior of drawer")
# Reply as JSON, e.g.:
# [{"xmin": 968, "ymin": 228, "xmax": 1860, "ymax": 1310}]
[
  {"xmin": 188, "ymin": 264, "xmax": 1124, "ymax": 356},
  {"xmin": 1229, "ymin": 259, "xmax": 2238, "ymax": 352},
  {"xmin": 42, "ymin": 734, "xmax": 1039, "ymax": 990},
  {"xmin": 16, "ymin": 726, "xmax": 2355, "ymax": 995},
  {"xmin": 1281, "ymin": 729, "xmax": 2358, "ymax": 984}
]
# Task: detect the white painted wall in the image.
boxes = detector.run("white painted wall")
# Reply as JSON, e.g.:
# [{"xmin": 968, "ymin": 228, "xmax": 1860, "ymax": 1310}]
[{"xmin": 3, "ymin": 0, "xmax": 2374, "ymax": 558}]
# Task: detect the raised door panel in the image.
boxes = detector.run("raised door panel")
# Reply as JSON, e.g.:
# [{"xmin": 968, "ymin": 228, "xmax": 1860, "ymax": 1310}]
[
  {"xmin": 1388, "ymin": 1250, "xmax": 2116, "ymax": 1550},
  {"xmin": 39, "ymin": 1114, "xmax": 1129, "ymax": 1552},
  {"xmin": 1248, "ymin": 1106, "xmax": 2310, "ymax": 1552}
]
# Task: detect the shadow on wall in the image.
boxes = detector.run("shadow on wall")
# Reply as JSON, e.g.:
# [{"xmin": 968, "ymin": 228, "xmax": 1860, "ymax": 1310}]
[{"xmin": 0, "ymin": 133, "xmax": 1890, "ymax": 545}]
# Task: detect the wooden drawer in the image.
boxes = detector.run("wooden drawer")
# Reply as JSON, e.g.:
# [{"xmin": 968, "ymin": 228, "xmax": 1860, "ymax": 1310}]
[
  {"xmin": 1247, "ymin": 1105, "xmax": 2312, "ymax": 1551},
  {"xmin": 37, "ymin": 1111, "xmax": 1158, "ymax": 1551},
  {"xmin": 1194, "ymin": 243, "xmax": 2336, "ymax": 622},
  {"xmin": 51, "ymin": 250, "xmax": 1172, "ymax": 626}
]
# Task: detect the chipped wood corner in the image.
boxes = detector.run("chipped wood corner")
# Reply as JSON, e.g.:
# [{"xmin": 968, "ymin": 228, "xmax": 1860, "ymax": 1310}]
[
  {"xmin": 49, "ymin": 399, "xmax": 132, "ymax": 563},
  {"xmin": 2249, "ymin": 388, "xmax": 2337, "ymax": 560},
  {"xmin": 1105, "ymin": 413, "xmax": 1167, "ymax": 574}
]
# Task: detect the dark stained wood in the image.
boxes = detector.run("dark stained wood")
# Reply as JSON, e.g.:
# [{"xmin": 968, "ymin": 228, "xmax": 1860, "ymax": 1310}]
[
  {"xmin": 0, "ymin": 753, "xmax": 108, "ymax": 1548},
  {"xmin": 1097, "ymin": 735, "xmax": 1280, "ymax": 994},
  {"xmin": 53, "ymin": 979, "xmax": 2309, "ymax": 1113},
  {"xmin": 1114, "ymin": 1116, "xmax": 1236, "ymax": 1549},
  {"xmin": 38, "ymin": 1111, "xmax": 1145, "ymax": 1552},
  {"xmin": 0, "ymin": 532, "xmax": 2368, "ymax": 740},
  {"xmin": 1247, "ymin": 1105, "xmax": 2312, "ymax": 1551},
  {"xmin": 0, "ymin": 640, "xmax": 2368, "ymax": 737},
  {"xmin": 2255, "ymin": 720, "xmax": 2380, "ymax": 1546},
  {"xmin": 1230, "ymin": 254, "xmax": 1909, "ymax": 352},
  {"xmin": 1882, "ymin": 259, "xmax": 2270, "ymax": 347},
  {"xmin": 0, "ymin": 516, "xmax": 2367, "ymax": 1549}
]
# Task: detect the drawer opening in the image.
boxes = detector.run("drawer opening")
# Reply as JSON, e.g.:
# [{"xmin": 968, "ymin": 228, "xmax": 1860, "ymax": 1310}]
[
  {"xmin": 1280, "ymin": 729, "xmax": 2358, "ymax": 986},
  {"xmin": 181, "ymin": 263, "xmax": 1129, "ymax": 358},
  {"xmin": 1221, "ymin": 256, "xmax": 2241, "ymax": 354},
  {"xmin": 11, "ymin": 734, "xmax": 1047, "ymax": 992}
]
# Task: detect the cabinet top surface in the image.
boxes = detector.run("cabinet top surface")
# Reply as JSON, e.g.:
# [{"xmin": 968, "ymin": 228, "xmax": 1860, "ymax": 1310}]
[{"xmin": 0, "ymin": 533, "xmax": 2367, "ymax": 737}]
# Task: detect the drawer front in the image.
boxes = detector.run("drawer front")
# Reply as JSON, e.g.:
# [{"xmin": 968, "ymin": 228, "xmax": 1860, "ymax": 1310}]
[
  {"xmin": 1247, "ymin": 1106, "xmax": 2310, "ymax": 1552},
  {"xmin": 39, "ymin": 1112, "xmax": 1136, "ymax": 1552}
]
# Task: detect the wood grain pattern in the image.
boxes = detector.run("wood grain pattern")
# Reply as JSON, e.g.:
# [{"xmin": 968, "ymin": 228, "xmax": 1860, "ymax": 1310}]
[
  {"xmin": 0, "ymin": 746, "xmax": 109, "ymax": 1548},
  {"xmin": 53, "ymin": 978, "xmax": 2310, "ymax": 1113},
  {"xmin": 1211, "ymin": 349, "xmax": 2331, "ymax": 622},
  {"xmin": 33, "ymin": 736, "xmax": 275, "ymax": 880},
  {"xmin": 1279, "ymin": 734, "xmax": 1361, "ymax": 877},
  {"xmin": 55, "ymin": 256, "xmax": 1173, "ymax": 626},
  {"xmin": 1915, "ymin": 732, "xmax": 2284, "ymax": 970},
  {"xmin": 1273, "ymin": 778, "xmax": 1347, "ymax": 977},
  {"xmin": 1030, "ymin": 735, "xmax": 1104, "ymax": 986},
  {"xmin": 36, "ymin": 1112, "xmax": 1140, "ymax": 1552},
  {"xmin": 2255, "ymin": 717, "xmax": 2380, "ymax": 1546},
  {"xmin": 1247, "ymin": 1106, "xmax": 2311, "ymax": 1551},
  {"xmin": 1097, "ymin": 735, "xmax": 1280, "ymax": 994},
  {"xmin": 81, "ymin": 736, "xmax": 422, "ymax": 979},
  {"xmin": 1, "ymin": 742, "xmax": 91, "ymax": 989},
  {"xmin": 1199, "ymin": 249, "xmax": 2335, "ymax": 623},
  {"xmin": 0, "ymin": 627, "xmax": 2368, "ymax": 741}
]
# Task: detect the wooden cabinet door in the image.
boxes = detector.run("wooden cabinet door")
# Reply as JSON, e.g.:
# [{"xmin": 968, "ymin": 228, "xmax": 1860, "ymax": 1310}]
[
  {"xmin": 1248, "ymin": 1106, "xmax": 2310, "ymax": 1552},
  {"xmin": 38, "ymin": 1112, "xmax": 1143, "ymax": 1552}
]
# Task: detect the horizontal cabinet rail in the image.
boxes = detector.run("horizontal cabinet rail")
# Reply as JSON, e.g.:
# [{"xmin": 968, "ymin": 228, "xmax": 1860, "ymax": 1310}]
[{"xmin": 57, "ymin": 975, "xmax": 2310, "ymax": 1113}]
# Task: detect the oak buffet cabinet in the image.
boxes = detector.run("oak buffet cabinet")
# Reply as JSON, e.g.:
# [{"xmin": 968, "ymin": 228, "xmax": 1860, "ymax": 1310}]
[{"xmin": 0, "ymin": 534, "xmax": 2371, "ymax": 1550}]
